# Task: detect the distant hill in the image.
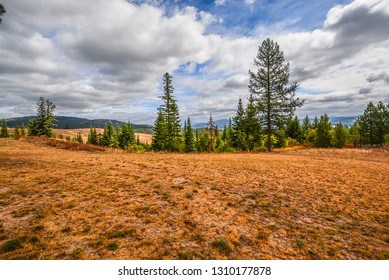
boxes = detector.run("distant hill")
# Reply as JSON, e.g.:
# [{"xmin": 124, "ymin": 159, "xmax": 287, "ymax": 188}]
[
  {"xmin": 4, "ymin": 115, "xmax": 358, "ymax": 133},
  {"xmin": 329, "ymin": 116, "xmax": 358, "ymax": 126},
  {"xmin": 194, "ymin": 117, "xmax": 358, "ymax": 129},
  {"xmin": 4, "ymin": 116, "xmax": 154, "ymax": 134},
  {"xmin": 193, "ymin": 119, "xmax": 229, "ymax": 129},
  {"xmin": 301, "ymin": 116, "xmax": 358, "ymax": 126}
]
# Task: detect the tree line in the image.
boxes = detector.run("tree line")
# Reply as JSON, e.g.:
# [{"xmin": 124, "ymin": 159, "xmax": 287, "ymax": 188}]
[
  {"xmin": 1, "ymin": 38, "xmax": 388, "ymax": 151},
  {"xmin": 149, "ymin": 39, "xmax": 388, "ymax": 152}
]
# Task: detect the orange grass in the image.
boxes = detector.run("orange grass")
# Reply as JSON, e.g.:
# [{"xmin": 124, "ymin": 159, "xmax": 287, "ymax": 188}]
[
  {"xmin": 53, "ymin": 128, "xmax": 152, "ymax": 144},
  {"xmin": 0, "ymin": 138, "xmax": 388, "ymax": 260}
]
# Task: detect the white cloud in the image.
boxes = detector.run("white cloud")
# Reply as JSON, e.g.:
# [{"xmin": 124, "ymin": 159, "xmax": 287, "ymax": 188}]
[
  {"xmin": 0, "ymin": 0, "xmax": 388, "ymax": 124},
  {"xmin": 245, "ymin": 0, "xmax": 256, "ymax": 5},
  {"xmin": 215, "ymin": 0, "xmax": 227, "ymax": 6},
  {"xmin": 0, "ymin": 0, "xmax": 218, "ymax": 123}
]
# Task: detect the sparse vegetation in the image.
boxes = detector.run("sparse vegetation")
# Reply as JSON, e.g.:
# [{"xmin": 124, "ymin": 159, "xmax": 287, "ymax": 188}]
[{"xmin": 0, "ymin": 137, "xmax": 387, "ymax": 259}]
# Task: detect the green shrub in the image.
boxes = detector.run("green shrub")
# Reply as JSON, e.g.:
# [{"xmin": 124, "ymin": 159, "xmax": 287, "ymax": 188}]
[{"xmin": 2, "ymin": 239, "xmax": 22, "ymax": 252}]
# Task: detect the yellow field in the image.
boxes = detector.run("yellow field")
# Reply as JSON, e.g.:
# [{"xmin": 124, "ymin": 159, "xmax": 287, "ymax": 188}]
[
  {"xmin": 8, "ymin": 128, "xmax": 153, "ymax": 144},
  {"xmin": 0, "ymin": 138, "xmax": 388, "ymax": 259}
]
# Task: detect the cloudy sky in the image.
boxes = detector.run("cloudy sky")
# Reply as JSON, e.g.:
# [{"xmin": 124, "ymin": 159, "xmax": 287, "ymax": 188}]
[{"xmin": 0, "ymin": 0, "xmax": 388, "ymax": 124}]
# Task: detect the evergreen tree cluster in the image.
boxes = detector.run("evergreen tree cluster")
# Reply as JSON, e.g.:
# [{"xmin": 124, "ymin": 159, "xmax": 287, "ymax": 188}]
[
  {"xmin": 1, "ymin": 119, "xmax": 27, "ymax": 139},
  {"xmin": 85, "ymin": 121, "xmax": 144, "ymax": 151},
  {"xmin": 149, "ymin": 40, "xmax": 388, "ymax": 152},
  {"xmin": 357, "ymin": 101, "xmax": 389, "ymax": 145}
]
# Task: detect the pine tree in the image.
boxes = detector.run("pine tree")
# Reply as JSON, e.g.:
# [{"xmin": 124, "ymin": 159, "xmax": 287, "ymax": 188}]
[
  {"xmin": 152, "ymin": 73, "xmax": 181, "ymax": 151},
  {"xmin": 118, "ymin": 122, "xmax": 135, "ymax": 149},
  {"xmin": 232, "ymin": 98, "xmax": 247, "ymax": 150},
  {"xmin": 358, "ymin": 101, "xmax": 389, "ymax": 145},
  {"xmin": 162, "ymin": 72, "xmax": 181, "ymax": 151},
  {"xmin": 1, "ymin": 119, "xmax": 9, "ymax": 138},
  {"xmin": 358, "ymin": 102, "xmax": 378, "ymax": 145},
  {"xmin": 349, "ymin": 122, "xmax": 360, "ymax": 147},
  {"xmin": 274, "ymin": 129, "xmax": 287, "ymax": 148},
  {"xmin": 226, "ymin": 118, "xmax": 234, "ymax": 148},
  {"xmin": 207, "ymin": 113, "xmax": 217, "ymax": 152},
  {"xmin": 152, "ymin": 108, "xmax": 167, "ymax": 151},
  {"xmin": 184, "ymin": 117, "xmax": 196, "ymax": 152},
  {"xmin": 375, "ymin": 101, "xmax": 389, "ymax": 144},
  {"xmin": 286, "ymin": 116, "xmax": 303, "ymax": 143},
  {"xmin": 314, "ymin": 114, "xmax": 332, "ymax": 148},
  {"xmin": 333, "ymin": 123, "xmax": 348, "ymax": 148},
  {"xmin": 29, "ymin": 97, "xmax": 57, "ymax": 137},
  {"xmin": 101, "ymin": 121, "xmax": 114, "ymax": 147},
  {"xmin": 73, "ymin": 133, "xmax": 83, "ymax": 143},
  {"xmin": 87, "ymin": 127, "xmax": 98, "ymax": 145},
  {"xmin": 249, "ymin": 38, "xmax": 303, "ymax": 151},
  {"xmin": 312, "ymin": 116, "xmax": 319, "ymax": 129},
  {"xmin": 198, "ymin": 129, "xmax": 210, "ymax": 152},
  {"xmin": 302, "ymin": 115, "xmax": 311, "ymax": 134},
  {"xmin": 195, "ymin": 128, "xmax": 200, "ymax": 151},
  {"xmin": 244, "ymin": 93, "xmax": 261, "ymax": 150}
]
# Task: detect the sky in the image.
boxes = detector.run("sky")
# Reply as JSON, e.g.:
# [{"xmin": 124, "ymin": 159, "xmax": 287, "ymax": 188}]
[{"xmin": 0, "ymin": 0, "xmax": 388, "ymax": 124}]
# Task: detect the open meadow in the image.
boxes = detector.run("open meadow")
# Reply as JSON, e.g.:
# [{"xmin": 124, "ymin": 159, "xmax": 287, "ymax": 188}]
[{"xmin": 0, "ymin": 137, "xmax": 388, "ymax": 260}]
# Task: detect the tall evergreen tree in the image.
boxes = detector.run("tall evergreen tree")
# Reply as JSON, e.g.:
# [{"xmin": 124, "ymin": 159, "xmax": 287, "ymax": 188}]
[
  {"xmin": 1, "ymin": 119, "xmax": 9, "ymax": 138},
  {"xmin": 29, "ymin": 97, "xmax": 57, "ymax": 137},
  {"xmin": 249, "ymin": 38, "xmax": 303, "ymax": 151},
  {"xmin": 207, "ymin": 113, "xmax": 217, "ymax": 152},
  {"xmin": 184, "ymin": 117, "xmax": 196, "ymax": 152},
  {"xmin": 226, "ymin": 118, "xmax": 234, "ymax": 148},
  {"xmin": 152, "ymin": 108, "xmax": 167, "ymax": 151},
  {"xmin": 244, "ymin": 93, "xmax": 261, "ymax": 150},
  {"xmin": 232, "ymin": 98, "xmax": 247, "ymax": 150},
  {"xmin": 162, "ymin": 72, "xmax": 181, "ymax": 150},
  {"xmin": 152, "ymin": 73, "xmax": 181, "ymax": 151},
  {"xmin": 358, "ymin": 102, "xmax": 378, "ymax": 145},
  {"xmin": 375, "ymin": 101, "xmax": 389, "ymax": 144}
]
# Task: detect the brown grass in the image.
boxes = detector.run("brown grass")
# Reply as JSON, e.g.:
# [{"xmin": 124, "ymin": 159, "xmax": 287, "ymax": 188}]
[
  {"xmin": 0, "ymin": 138, "xmax": 388, "ymax": 260},
  {"xmin": 53, "ymin": 128, "xmax": 152, "ymax": 144}
]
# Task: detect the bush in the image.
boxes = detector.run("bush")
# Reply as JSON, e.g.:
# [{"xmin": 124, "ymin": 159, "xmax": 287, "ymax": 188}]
[
  {"xmin": 126, "ymin": 144, "xmax": 146, "ymax": 152},
  {"xmin": 287, "ymin": 137, "xmax": 300, "ymax": 147},
  {"xmin": 2, "ymin": 239, "xmax": 22, "ymax": 252}
]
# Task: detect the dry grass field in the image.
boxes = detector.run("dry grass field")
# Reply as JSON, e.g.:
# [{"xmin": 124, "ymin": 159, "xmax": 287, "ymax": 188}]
[
  {"xmin": 54, "ymin": 128, "xmax": 152, "ymax": 144},
  {"xmin": 0, "ymin": 137, "xmax": 388, "ymax": 260},
  {"xmin": 8, "ymin": 128, "xmax": 153, "ymax": 144}
]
